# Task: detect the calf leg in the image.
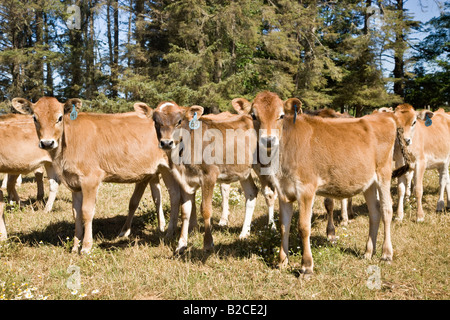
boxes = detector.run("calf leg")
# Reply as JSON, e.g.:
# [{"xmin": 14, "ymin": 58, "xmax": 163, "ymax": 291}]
[
  {"xmin": 175, "ymin": 190, "xmax": 195, "ymax": 254},
  {"xmin": 1, "ymin": 174, "xmax": 7, "ymax": 189},
  {"xmin": 396, "ymin": 173, "xmax": 408, "ymax": 221},
  {"xmin": 414, "ymin": 162, "xmax": 426, "ymax": 222},
  {"xmin": 71, "ymin": 191, "xmax": 83, "ymax": 253},
  {"xmin": 218, "ymin": 183, "xmax": 231, "ymax": 226},
  {"xmin": 44, "ymin": 164, "xmax": 60, "ymax": 213},
  {"xmin": 279, "ymin": 199, "xmax": 294, "ymax": 269},
  {"xmin": 149, "ymin": 176, "xmax": 165, "ymax": 232},
  {"xmin": 340, "ymin": 198, "xmax": 349, "ymax": 226},
  {"xmin": 446, "ymin": 165, "xmax": 450, "ymax": 211},
  {"xmin": 260, "ymin": 176, "xmax": 277, "ymax": 231},
  {"xmin": 347, "ymin": 197, "xmax": 354, "ymax": 220},
  {"xmin": 119, "ymin": 180, "xmax": 149, "ymax": 238},
  {"xmin": 200, "ymin": 176, "xmax": 217, "ymax": 251},
  {"xmin": 363, "ymin": 183, "xmax": 381, "ymax": 260},
  {"xmin": 436, "ymin": 163, "xmax": 450, "ymax": 212},
  {"xmin": 298, "ymin": 191, "xmax": 315, "ymax": 275},
  {"xmin": 6, "ymin": 174, "xmax": 20, "ymax": 204},
  {"xmin": 34, "ymin": 168, "xmax": 45, "ymax": 203},
  {"xmin": 80, "ymin": 182, "xmax": 100, "ymax": 254},
  {"xmin": 238, "ymin": 176, "xmax": 258, "ymax": 239},
  {"xmin": 324, "ymin": 197, "xmax": 336, "ymax": 241},
  {"xmin": 405, "ymin": 170, "xmax": 414, "ymax": 199},
  {"xmin": 160, "ymin": 168, "xmax": 182, "ymax": 238},
  {"xmin": 0, "ymin": 190, "xmax": 6, "ymax": 240},
  {"xmin": 378, "ymin": 180, "xmax": 394, "ymax": 261}
]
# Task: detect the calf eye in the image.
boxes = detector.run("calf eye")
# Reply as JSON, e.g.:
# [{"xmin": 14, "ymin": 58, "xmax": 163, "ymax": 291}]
[
  {"xmin": 177, "ymin": 119, "xmax": 182, "ymax": 126},
  {"xmin": 278, "ymin": 114, "xmax": 284, "ymax": 120},
  {"xmin": 57, "ymin": 115, "xmax": 63, "ymax": 123},
  {"xmin": 412, "ymin": 120, "xmax": 416, "ymax": 126},
  {"xmin": 33, "ymin": 115, "xmax": 38, "ymax": 123},
  {"xmin": 251, "ymin": 114, "xmax": 257, "ymax": 120}
]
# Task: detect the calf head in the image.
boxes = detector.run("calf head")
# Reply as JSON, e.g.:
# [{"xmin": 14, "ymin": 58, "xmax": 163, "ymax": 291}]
[
  {"xmin": 394, "ymin": 103, "xmax": 434, "ymax": 146},
  {"xmin": 232, "ymin": 91, "xmax": 301, "ymax": 151},
  {"xmin": 12, "ymin": 97, "xmax": 82, "ymax": 150},
  {"xmin": 152, "ymin": 101, "xmax": 204, "ymax": 151}
]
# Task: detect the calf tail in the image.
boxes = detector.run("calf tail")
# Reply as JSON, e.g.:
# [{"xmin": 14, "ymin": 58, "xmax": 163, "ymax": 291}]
[
  {"xmin": 392, "ymin": 163, "xmax": 410, "ymax": 179},
  {"xmin": 392, "ymin": 126, "xmax": 413, "ymax": 179}
]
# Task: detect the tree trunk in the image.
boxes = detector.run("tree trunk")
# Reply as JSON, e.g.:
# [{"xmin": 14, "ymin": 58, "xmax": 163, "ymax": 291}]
[
  {"xmin": 34, "ymin": 6, "xmax": 44, "ymax": 100},
  {"xmin": 44, "ymin": 12, "xmax": 53, "ymax": 96},
  {"xmin": 111, "ymin": 0, "xmax": 119, "ymax": 98},
  {"xmin": 393, "ymin": 0, "xmax": 405, "ymax": 97}
]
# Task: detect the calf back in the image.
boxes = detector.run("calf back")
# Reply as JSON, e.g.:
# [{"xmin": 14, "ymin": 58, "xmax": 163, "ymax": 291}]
[
  {"xmin": 0, "ymin": 114, "xmax": 51, "ymax": 174},
  {"xmin": 278, "ymin": 112, "xmax": 397, "ymax": 200}
]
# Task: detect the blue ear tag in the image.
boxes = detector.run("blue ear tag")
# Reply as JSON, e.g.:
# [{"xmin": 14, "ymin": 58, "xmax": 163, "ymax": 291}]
[
  {"xmin": 70, "ymin": 105, "xmax": 78, "ymax": 120},
  {"xmin": 189, "ymin": 112, "xmax": 200, "ymax": 130},
  {"xmin": 425, "ymin": 114, "xmax": 432, "ymax": 127},
  {"xmin": 293, "ymin": 105, "xmax": 297, "ymax": 124}
]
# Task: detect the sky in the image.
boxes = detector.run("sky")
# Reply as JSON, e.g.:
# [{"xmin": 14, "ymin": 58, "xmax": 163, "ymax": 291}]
[
  {"xmin": 406, "ymin": 0, "xmax": 443, "ymax": 23},
  {"xmin": 406, "ymin": 0, "xmax": 444, "ymax": 40}
]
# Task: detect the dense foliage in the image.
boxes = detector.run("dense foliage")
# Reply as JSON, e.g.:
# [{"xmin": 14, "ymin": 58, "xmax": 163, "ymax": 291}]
[{"xmin": 0, "ymin": 0, "xmax": 447, "ymax": 115}]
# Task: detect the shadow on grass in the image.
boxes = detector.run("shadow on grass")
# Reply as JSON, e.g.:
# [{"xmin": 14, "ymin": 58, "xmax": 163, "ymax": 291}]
[{"xmin": 11, "ymin": 205, "xmax": 365, "ymax": 275}]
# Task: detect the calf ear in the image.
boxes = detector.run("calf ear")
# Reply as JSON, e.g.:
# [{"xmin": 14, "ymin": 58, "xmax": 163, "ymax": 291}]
[
  {"xmin": 284, "ymin": 98, "xmax": 302, "ymax": 115},
  {"xmin": 134, "ymin": 102, "xmax": 153, "ymax": 118},
  {"xmin": 416, "ymin": 110, "xmax": 434, "ymax": 120},
  {"xmin": 186, "ymin": 105, "xmax": 204, "ymax": 120},
  {"xmin": 64, "ymin": 98, "xmax": 82, "ymax": 114},
  {"xmin": 11, "ymin": 98, "xmax": 34, "ymax": 114},
  {"xmin": 232, "ymin": 98, "xmax": 252, "ymax": 115},
  {"xmin": 378, "ymin": 107, "xmax": 393, "ymax": 113}
]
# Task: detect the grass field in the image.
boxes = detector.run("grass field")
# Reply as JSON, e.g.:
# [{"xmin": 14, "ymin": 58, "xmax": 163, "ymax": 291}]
[{"xmin": 0, "ymin": 169, "xmax": 448, "ymax": 300}]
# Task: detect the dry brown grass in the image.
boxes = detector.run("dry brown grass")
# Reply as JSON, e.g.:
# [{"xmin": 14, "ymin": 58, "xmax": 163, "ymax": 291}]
[{"xmin": 0, "ymin": 169, "xmax": 448, "ymax": 300}]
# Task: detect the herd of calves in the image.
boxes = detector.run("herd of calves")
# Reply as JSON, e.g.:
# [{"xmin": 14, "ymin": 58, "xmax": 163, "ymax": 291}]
[{"xmin": 0, "ymin": 91, "xmax": 449, "ymax": 276}]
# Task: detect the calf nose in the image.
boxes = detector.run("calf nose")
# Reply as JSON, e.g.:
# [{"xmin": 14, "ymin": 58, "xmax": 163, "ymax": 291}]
[
  {"xmin": 260, "ymin": 136, "xmax": 278, "ymax": 148},
  {"xmin": 159, "ymin": 139, "xmax": 174, "ymax": 150},
  {"xmin": 39, "ymin": 139, "xmax": 55, "ymax": 149}
]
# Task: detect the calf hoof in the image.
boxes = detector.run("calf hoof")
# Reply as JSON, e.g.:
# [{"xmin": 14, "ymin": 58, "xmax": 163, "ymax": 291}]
[
  {"xmin": 394, "ymin": 216, "xmax": 404, "ymax": 222},
  {"xmin": 203, "ymin": 242, "xmax": 214, "ymax": 252},
  {"xmin": 416, "ymin": 217, "xmax": 425, "ymax": 223},
  {"xmin": 118, "ymin": 229, "xmax": 131, "ymax": 238},
  {"xmin": 218, "ymin": 218, "xmax": 228, "ymax": 227},
  {"xmin": 238, "ymin": 231, "xmax": 250, "ymax": 240},
  {"xmin": 363, "ymin": 252, "xmax": 373, "ymax": 260},
  {"xmin": 174, "ymin": 245, "xmax": 187, "ymax": 256},
  {"xmin": 80, "ymin": 247, "xmax": 92, "ymax": 255},
  {"xmin": 340, "ymin": 220, "xmax": 348, "ymax": 227},
  {"xmin": 278, "ymin": 259, "xmax": 289, "ymax": 270},
  {"xmin": 300, "ymin": 268, "xmax": 314, "ymax": 281},
  {"xmin": 165, "ymin": 230, "xmax": 175, "ymax": 240},
  {"xmin": 327, "ymin": 234, "xmax": 337, "ymax": 244}
]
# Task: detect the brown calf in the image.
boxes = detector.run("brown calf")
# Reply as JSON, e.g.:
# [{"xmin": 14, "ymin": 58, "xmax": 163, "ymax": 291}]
[
  {"xmin": 0, "ymin": 113, "xmax": 59, "ymax": 213},
  {"xmin": 149, "ymin": 101, "xmax": 258, "ymax": 253},
  {"xmin": 304, "ymin": 108, "xmax": 355, "ymax": 241},
  {"xmin": 392, "ymin": 104, "xmax": 450, "ymax": 221},
  {"xmin": 233, "ymin": 91, "xmax": 406, "ymax": 275},
  {"xmin": 12, "ymin": 97, "xmax": 181, "ymax": 254}
]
